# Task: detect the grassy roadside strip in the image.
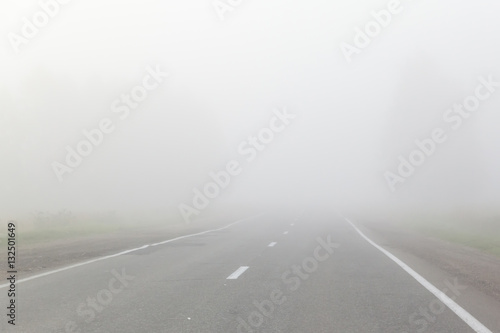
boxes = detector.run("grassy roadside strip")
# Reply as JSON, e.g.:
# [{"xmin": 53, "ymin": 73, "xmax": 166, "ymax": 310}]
[
  {"xmin": 0, "ymin": 219, "xmax": 175, "ymax": 246},
  {"xmin": 0, "ymin": 208, "xmax": 257, "ymax": 246},
  {"xmin": 413, "ymin": 224, "xmax": 500, "ymax": 257},
  {"xmin": 393, "ymin": 213, "xmax": 500, "ymax": 257}
]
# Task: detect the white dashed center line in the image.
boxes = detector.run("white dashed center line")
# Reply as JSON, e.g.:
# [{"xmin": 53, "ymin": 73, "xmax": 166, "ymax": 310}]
[
  {"xmin": 268, "ymin": 242, "xmax": 277, "ymax": 247},
  {"xmin": 227, "ymin": 266, "xmax": 249, "ymax": 280},
  {"xmin": 283, "ymin": 231, "xmax": 289, "ymax": 235}
]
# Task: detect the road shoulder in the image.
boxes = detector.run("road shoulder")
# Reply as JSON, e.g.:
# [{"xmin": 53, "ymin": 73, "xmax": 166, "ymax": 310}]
[{"xmin": 356, "ymin": 218, "xmax": 500, "ymax": 332}]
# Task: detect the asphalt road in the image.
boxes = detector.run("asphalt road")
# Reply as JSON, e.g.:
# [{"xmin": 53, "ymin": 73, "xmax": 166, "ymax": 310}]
[{"xmin": 1, "ymin": 213, "xmax": 494, "ymax": 333}]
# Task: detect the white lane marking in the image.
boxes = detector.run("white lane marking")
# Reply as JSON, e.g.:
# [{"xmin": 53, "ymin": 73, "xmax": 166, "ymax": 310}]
[
  {"xmin": 345, "ymin": 218, "xmax": 493, "ymax": 333},
  {"xmin": 268, "ymin": 242, "xmax": 277, "ymax": 247},
  {"xmin": 283, "ymin": 231, "xmax": 289, "ymax": 235},
  {"xmin": 291, "ymin": 223, "xmax": 294, "ymax": 226},
  {"xmin": 227, "ymin": 266, "xmax": 249, "ymax": 280},
  {"xmin": 0, "ymin": 213, "xmax": 264, "ymax": 289}
]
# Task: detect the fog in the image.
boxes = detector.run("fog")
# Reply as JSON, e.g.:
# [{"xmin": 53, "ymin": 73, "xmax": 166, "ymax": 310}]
[{"xmin": 1, "ymin": 0, "xmax": 499, "ymax": 225}]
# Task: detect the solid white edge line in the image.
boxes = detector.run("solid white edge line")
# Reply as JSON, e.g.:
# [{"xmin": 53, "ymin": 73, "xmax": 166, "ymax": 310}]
[
  {"xmin": 345, "ymin": 217, "xmax": 492, "ymax": 333},
  {"xmin": 268, "ymin": 242, "xmax": 277, "ymax": 247},
  {"xmin": 226, "ymin": 266, "xmax": 249, "ymax": 280},
  {"xmin": 0, "ymin": 213, "xmax": 264, "ymax": 289}
]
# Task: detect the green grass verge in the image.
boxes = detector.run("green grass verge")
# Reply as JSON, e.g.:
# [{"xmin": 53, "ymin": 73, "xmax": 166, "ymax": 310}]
[{"xmin": 399, "ymin": 214, "xmax": 500, "ymax": 257}]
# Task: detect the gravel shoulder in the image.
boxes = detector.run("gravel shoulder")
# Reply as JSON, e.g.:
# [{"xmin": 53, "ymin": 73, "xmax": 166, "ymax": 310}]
[
  {"xmin": 357, "ymin": 217, "xmax": 500, "ymax": 331},
  {"xmin": 362, "ymin": 220, "xmax": 500, "ymax": 300}
]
